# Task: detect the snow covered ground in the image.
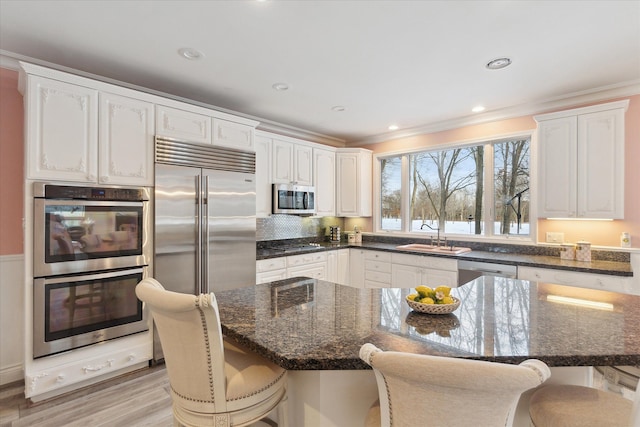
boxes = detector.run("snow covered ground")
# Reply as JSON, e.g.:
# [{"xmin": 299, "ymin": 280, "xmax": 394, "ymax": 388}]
[{"xmin": 381, "ymin": 219, "xmax": 530, "ymax": 235}]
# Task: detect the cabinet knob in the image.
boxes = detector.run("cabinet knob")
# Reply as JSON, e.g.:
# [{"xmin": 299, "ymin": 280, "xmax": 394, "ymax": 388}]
[{"xmin": 56, "ymin": 374, "xmax": 66, "ymax": 383}]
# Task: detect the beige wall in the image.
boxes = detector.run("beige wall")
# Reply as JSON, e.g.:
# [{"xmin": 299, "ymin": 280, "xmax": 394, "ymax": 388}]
[
  {"xmin": 361, "ymin": 95, "xmax": 640, "ymax": 248},
  {"xmin": 0, "ymin": 68, "xmax": 24, "ymax": 256}
]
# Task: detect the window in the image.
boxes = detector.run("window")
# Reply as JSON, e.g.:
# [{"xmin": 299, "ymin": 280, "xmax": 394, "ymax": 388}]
[{"xmin": 377, "ymin": 136, "xmax": 531, "ymax": 238}]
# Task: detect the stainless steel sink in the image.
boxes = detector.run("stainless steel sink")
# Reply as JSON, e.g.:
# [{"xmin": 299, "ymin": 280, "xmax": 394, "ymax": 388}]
[{"xmin": 395, "ymin": 243, "xmax": 472, "ymax": 255}]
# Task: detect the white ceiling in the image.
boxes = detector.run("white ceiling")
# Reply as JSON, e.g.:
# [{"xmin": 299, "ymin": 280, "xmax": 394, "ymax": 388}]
[{"xmin": 1, "ymin": 0, "xmax": 639, "ymax": 145}]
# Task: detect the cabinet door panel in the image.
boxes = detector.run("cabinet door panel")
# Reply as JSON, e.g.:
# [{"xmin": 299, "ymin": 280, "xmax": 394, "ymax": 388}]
[
  {"xmin": 314, "ymin": 148, "xmax": 336, "ymax": 216},
  {"xmin": 578, "ymin": 110, "xmax": 625, "ymax": 219},
  {"xmin": 255, "ymin": 136, "xmax": 272, "ymax": 217},
  {"xmin": 156, "ymin": 105, "xmax": 211, "ymax": 144},
  {"xmin": 272, "ymin": 139, "xmax": 294, "ymax": 183},
  {"xmin": 99, "ymin": 92, "xmax": 154, "ymax": 185},
  {"xmin": 538, "ymin": 116, "xmax": 577, "ymax": 217},
  {"xmin": 213, "ymin": 118, "xmax": 254, "ymax": 151},
  {"xmin": 294, "ymin": 145, "xmax": 313, "ymax": 185},
  {"xmin": 26, "ymin": 76, "xmax": 98, "ymax": 182}
]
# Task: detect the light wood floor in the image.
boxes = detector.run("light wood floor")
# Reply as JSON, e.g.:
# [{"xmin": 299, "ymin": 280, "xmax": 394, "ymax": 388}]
[
  {"xmin": 0, "ymin": 365, "xmax": 277, "ymax": 427},
  {"xmin": 0, "ymin": 364, "xmax": 175, "ymax": 427}
]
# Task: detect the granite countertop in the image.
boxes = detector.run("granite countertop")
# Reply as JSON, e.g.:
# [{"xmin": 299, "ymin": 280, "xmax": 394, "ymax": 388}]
[
  {"xmin": 256, "ymin": 241, "xmax": 634, "ymax": 277},
  {"xmin": 216, "ymin": 277, "xmax": 640, "ymax": 370}
]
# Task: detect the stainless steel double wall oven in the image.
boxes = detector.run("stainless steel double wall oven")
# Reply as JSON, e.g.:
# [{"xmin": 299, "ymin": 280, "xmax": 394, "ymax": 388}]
[{"xmin": 32, "ymin": 182, "xmax": 152, "ymax": 358}]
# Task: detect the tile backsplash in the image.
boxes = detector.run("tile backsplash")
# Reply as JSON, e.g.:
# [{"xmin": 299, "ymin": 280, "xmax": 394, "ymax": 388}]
[{"xmin": 257, "ymin": 215, "xmax": 344, "ymax": 242}]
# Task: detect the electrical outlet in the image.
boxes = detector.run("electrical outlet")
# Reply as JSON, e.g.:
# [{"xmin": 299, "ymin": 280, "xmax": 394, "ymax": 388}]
[{"xmin": 546, "ymin": 232, "xmax": 565, "ymax": 243}]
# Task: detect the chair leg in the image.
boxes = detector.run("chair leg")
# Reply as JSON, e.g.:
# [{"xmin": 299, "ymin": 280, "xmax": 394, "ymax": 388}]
[{"xmin": 277, "ymin": 395, "xmax": 289, "ymax": 427}]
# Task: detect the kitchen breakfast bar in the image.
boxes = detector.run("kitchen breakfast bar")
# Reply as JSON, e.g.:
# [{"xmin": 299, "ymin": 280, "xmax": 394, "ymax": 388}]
[{"xmin": 215, "ymin": 276, "xmax": 640, "ymax": 427}]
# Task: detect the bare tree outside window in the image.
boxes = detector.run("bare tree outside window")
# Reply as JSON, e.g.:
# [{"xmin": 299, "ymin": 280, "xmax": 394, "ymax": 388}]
[{"xmin": 378, "ymin": 137, "xmax": 530, "ymax": 236}]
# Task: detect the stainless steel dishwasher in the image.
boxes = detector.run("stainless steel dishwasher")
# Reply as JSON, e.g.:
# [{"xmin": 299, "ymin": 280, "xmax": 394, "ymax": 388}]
[{"xmin": 457, "ymin": 260, "xmax": 518, "ymax": 286}]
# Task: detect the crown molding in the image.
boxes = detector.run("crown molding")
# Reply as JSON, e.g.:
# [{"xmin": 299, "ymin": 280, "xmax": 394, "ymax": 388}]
[{"xmin": 349, "ymin": 80, "xmax": 640, "ymax": 146}]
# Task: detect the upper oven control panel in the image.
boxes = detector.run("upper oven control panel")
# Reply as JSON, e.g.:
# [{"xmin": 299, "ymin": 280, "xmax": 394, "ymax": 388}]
[{"xmin": 35, "ymin": 183, "xmax": 149, "ymax": 201}]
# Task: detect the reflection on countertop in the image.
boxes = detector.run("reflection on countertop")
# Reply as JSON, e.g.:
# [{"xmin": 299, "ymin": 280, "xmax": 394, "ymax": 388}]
[{"xmin": 216, "ymin": 276, "xmax": 640, "ymax": 370}]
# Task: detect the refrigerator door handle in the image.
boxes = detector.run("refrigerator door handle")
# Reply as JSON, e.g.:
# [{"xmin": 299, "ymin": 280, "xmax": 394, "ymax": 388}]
[
  {"xmin": 203, "ymin": 175, "xmax": 210, "ymax": 294},
  {"xmin": 195, "ymin": 175, "xmax": 202, "ymax": 293}
]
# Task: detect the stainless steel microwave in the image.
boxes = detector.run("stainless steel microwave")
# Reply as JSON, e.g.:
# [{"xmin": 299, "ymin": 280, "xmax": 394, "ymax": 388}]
[{"xmin": 272, "ymin": 184, "xmax": 316, "ymax": 215}]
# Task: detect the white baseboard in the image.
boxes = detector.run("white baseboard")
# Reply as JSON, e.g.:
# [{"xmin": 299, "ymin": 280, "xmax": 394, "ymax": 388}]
[
  {"xmin": 0, "ymin": 254, "xmax": 25, "ymax": 386},
  {"xmin": 0, "ymin": 363, "xmax": 24, "ymax": 386}
]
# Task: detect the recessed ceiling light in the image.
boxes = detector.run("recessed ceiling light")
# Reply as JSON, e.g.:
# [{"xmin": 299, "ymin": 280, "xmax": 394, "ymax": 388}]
[
  {"xmin": 388, "ymin": 125, "xmax": 399, "ymax": 131},
  {"xmin": 486, "ymin": 57, "xmax": 512, "ymax": 70},
  {"xmin": 331, "ymin": 106, "xmax": 346, "ymax": 112},
  {"xmin": 272, "ymin": 83, "xmax": 290, "ymax": 91},
  {"xmin": 472, "ymin": 105, "xmax": 486, "ymax": 113},
  {"xmin": 178, "ymin": 48, "xmax": 204, "ymax": 60}
]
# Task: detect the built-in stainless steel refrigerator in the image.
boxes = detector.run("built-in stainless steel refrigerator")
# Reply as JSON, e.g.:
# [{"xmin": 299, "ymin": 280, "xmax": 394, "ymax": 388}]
[{"xmin": 153, "ymin": 137, "xmax": 256, "ymax": 360}]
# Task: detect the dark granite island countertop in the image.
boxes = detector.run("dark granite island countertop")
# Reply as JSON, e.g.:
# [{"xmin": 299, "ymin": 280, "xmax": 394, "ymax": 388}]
[{"xmin": 216, "ymin": 277, "xmax": 640, "ymax": 370}]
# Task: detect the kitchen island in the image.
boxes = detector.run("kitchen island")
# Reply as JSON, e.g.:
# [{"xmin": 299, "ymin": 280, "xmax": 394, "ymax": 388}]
[{"xmin": 215, "ymin": 276, "xmax": 640, "ymax": 426}]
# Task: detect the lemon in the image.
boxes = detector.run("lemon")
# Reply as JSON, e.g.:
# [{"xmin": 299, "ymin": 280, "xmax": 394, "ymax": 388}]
[
  {"xmin": 435, "ymin": 286, "xmax": 451, "ymax": 297},
  {"xmin": 415, "ymin": 285, "xmax": 433, "ymax": 298},
  {"xmin": 441, "ymin": 296, "xmax": 454, "ymax": 305},
  {"xmin": 407, "ymin": 293, "xmax": 419, "ymax": 301},
  {"xmin": 420, "ymin": 297, "xmax": 435, "ymax": 305}
]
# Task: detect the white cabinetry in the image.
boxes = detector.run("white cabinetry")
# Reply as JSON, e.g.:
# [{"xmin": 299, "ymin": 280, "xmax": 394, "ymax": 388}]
[
  {"xmin": 24, "ymin": 75, "xmax": 98, "ymax": 182},
  {"xmin": 256, "ymin": 257, "xmax": 287, "ymax": 284},
  {"xmin": 518, "ymin": 266, "xmax": 632, "ymax": 294},
  {"xmin": 255, "ymin": 134, "xmax": 272, "ymax": 217},
  {"xmin": 364, "ymin": 251, "xmax": 392, "ymax": 288},
  {"xmin": 313, "ymin": 147, "xmax": 337, "ymax": 216},
  {"xmin": 155, "ymin": 105, "xmax": 211, "ymax": 144},
  {"xmin": 212, "ymin": 118, "xmax": 254, "ymax": 151},
  {"xmin": 535, "ymin": 100, "xmax": 628, "ymax": 219},
  {"xmin": 272, "ymin": 138, "xmax": 313, "ymax": 185},
  {"xmin": 349, "ymin": 249, "xmax": 366, "ymax": 288},
  {"xmin": 391, "ymin": 253, "xmax": 458, "ymax": 288},
  {"xmin": 98, "ymin": 92, "xmax": 154, "ymax": 185},
  {"xmin": 287, "ymin": 252, "xmax": 327, "ymax": 280},
  {"xmin": 327, "ymin": 249, "xmax": 350, "ymax": 285},
  {"xmin": 336, "ymin": 148, "xmax": 372, "ymax": 217}
]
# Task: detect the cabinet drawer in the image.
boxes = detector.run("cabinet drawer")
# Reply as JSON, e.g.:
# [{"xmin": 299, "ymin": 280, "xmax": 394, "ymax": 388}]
[
  {"xmin": 288, "ymin": 263, "xmax": 326, "ymax": 280},
  {"xmin": 256, "ymin": 257, "xmax": 287, "ymax": 272},
  {"xmin": 364, "ymin": 260, "xmax": 391, "ymax": 273},
  {"xmin": 256, "ymin": 270, "xmax": 287, "ymax": 284},
  {"xmin": 364, "ymin": 251, "xmax": 392, "ymax": 262},
  {"xmin": 518, "ymin": 266, "xmax": 632, "ymax": 293},
  {"xmin": 287, "ymin": 252, "xmax": 327, "ymax": 267},
  {"xmin": 365, "ymin": 270, "xmax": 391, "ymax": 284}
]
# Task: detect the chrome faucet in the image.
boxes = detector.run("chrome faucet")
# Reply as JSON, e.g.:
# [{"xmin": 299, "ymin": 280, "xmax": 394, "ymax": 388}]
[{"xmin": 420, "ymin": 222, "xmax": 445, "ymax": 247}]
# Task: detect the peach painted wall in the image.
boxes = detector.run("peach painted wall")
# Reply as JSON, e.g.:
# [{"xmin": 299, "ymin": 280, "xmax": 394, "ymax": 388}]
[
  {"xmin": 364, "ymin": 95, "xmax": 640, "ymax": 248},
  {"xmin": 0, "ymin": 68, "xmax": 24, "ymax": 255}
]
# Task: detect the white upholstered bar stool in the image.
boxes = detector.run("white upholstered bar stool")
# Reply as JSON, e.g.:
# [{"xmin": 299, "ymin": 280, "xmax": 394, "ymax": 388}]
[
  {"xmin": 359, "ymin": 343, "xmax": 551, "ymax": 427},
  {"xmin": 136, "ymin": 278, "xmax": 288, "ymax": 427},
  {"xmin": 529, "ymin": 383, "xmax": 640, "ymax": 427}
]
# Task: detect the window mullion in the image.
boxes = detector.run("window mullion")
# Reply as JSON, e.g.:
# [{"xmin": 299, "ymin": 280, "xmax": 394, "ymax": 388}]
[
  {"xmin": 484, "ymin": 143, "xmax": 495, "ymax": 237},
  {"xmin": 401, "ymin": 154, "xmax": 411, "ymax": 232}
]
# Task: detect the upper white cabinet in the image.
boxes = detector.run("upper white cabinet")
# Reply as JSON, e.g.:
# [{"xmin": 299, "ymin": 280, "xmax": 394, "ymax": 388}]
[
  {"xmin": 272, "ymin": 138, "xmax": 313, "ymax": 185},
  {"xmin": 99, "ymin": 92, "xmax": 155, "ymax": 185},
  {"xmin": 23, "ymin": 75, "xmax": 99, "ymax": 182},
  {"xmin": 535, "ymin": 100, "xmax": 628, "ymax": 219},
  {"xmin": 313, "ymin": 147, "xmax": 337, "ymax": 216},
  {"xmin": 336, "ymin": 148, "xmax": 373, "ymax": 217},
  {"xmin": 212, "ymin": 118, "xmax": 254, "ymax": 151},
  {"xmin": 155, "ymin": 105, "xmax": 211, "ymax": 144},
  {"xmin": 254, "ymin": 134, "xmax": 272, "ymax": 217}
]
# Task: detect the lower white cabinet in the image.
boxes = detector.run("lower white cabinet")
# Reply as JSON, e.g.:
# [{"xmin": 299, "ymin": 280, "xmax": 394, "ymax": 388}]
[
  {"xmin": 349, "ymin": 249, "xmax": 366, "ymax": 288},
  {"xmin": 327, "ymin": 249, "xmax": 350, "ymax": 285},
  {"xmin": 364, "ymin": 251, "xmax": 392, "ymax": 288},
  {"xmin": 518, "ymin": 266, "xmax": 632, "ymax": 294},
  {"xmin": 391, "ymin": 253, "xmax": 458, "ymax": 288},
  {"xmin": 287, "ymin": 252, "xmax": 327, "ymax": 280},
  {"xmin": 256, "ymin": 257, "xmax": 287, "ymax": 284}
]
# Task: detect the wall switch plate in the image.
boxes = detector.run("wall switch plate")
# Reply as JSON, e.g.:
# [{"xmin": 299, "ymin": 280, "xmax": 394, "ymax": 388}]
[{"xmin": 546, "ymin": 232, "xmax": 565, "ymax": 243}]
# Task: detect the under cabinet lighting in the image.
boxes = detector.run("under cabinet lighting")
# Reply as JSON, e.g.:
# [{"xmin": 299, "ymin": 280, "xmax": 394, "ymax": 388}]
[
  {"xmin": 388, "ymin": 125, "xmax": 399, "ymax": 131},
  {"xmin": 547, "ymin": 295, "xmax": 613, "ymax": 311}
]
